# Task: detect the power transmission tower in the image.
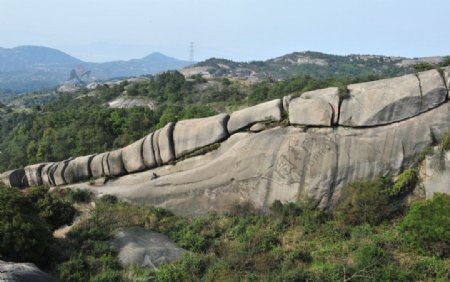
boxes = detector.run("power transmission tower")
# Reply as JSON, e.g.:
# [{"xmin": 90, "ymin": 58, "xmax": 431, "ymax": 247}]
[{"xmin": 189, "ymin": 42, "xmax": 194, "ymax": 63}]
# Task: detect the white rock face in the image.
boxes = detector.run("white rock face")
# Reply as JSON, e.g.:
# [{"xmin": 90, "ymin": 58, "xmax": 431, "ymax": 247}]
[
  {"xmin": 227, "ymin": 99, "xmax": 282, "ymax": 134},
  {"xmin": 53, "ymin": 160, "xmax": 71, "ymax": 186},
  {"xmin": 41, "ymin": 163, "xmax": 56, "ymax": 187},
  {"xmin": 111, "ymin": 227, "xmax": 186, "ymax": 269},
  {"xmin": 300, "ymin": 87, "xmax": 339, "ymax": 124},
  {"xmin": 143, "ymin": 133, "xmax": 157, "ymax": 169},
  {"xmin": 64, "ymin": 155, "xmax": 95, "ymax": 184},
  {"xmin": 106, "ymin": 150, "xmax": 126, "ymax": 176},
  {"xmin": 122, "ymin": 138, "xmax": 146, "ymax": 173},
  {"xmin": 422, "ymin": 149, "xmax": 450, "ymax": 198},
  {"xmin": 173, "ymin": 114, "xmax": 229, "ymax": 158},
  {"xmin": 341, "ymin": 71, "xmax": 448, "ymax": 127},
  {"xmin": 157, "ymin": 122, "xmax": 175, "ymax": 164},
  {"xmin": 24, "ymin": 163, "xmax": 47, "ymax": 186},
  {"xmin": 289, "ymin": 98, "xmax": 333, "ymax": 126},
  {"xmin": 90, "ymin": 153, "xmax": 107, "ymax": 179},
  {"xmin": 417, "ymin": 69, "xmax": 448, "ymax": 110}
]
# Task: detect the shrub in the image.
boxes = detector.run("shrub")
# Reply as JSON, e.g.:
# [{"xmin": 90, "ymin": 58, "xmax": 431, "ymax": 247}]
[
  {"xmin": 399, "ymin": 193, "xmax": 450, "ymax": 257},
  {"xmin": 389, "ymin": 168, "xmax": 418, "ymax": 196},
  {"xmin": 335, "ymin": 179, "xmax": 399, "ymax": 225},
  {"xmin": 58, "ymin": 256, "xmax": 89, "ymax": 282},
  {"xmin": 412, "ymin": 62, "xmax": 435, "ymax": 72},
  {"xmin": 156, "ymin": 253, "xmax": 206, "ymax": 282},
  {"xmin": 66, "ymin": 189, "xmax": 93, "ymax": 203}
]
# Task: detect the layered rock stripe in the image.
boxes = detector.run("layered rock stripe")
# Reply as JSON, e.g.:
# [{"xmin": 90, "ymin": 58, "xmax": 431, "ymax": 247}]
[{"xmin": 2, "ymin": 69, "xmax": 450, "ymax": 211}]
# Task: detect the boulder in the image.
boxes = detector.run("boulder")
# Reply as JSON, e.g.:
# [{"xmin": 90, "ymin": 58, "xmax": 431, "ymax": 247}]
[
  {"xmin": 106, "ymin": 150, "xmax": 126, "ymax": 176},
  {"xmin": 122, "ymin": 138, "xmax": 146, "ymax": 173},
  {"xmin": 47, "ymin": 163, "xmax": 59, "ymax": 186},
  {"xmin": 53, "ymin": 160, "xmax": 72, "ymax": 186},
  {"xmin": 111, "ymin": 227, "xmax": 186, "ymax": 269},
  {"xmin": 173, "ymin": 114, "xmax": 229, "ymax": 158},
  {"xmin": 152, "ymin": 130, "xmax": 162, "ymax": 166},
  {"xmin": 64, "ymin": 155, "xmax": 95, "ymax": 184},
  {"xmin": 102, "ymin": 152, "xmax": 111, "ymax": 177},
  {"xmin": 249, "ymin": 122, "xmax": 267, "ymax": 132},
  {"xmin": 443, "ymin": 66, "xmax": 450, "ymax": 97},
  {"xmin": 289, "ymin": 98, "xmax": 333, "ymax": 126},
  {"xmin": 157, "ymin": 122, "xmax": 175, "ymax": 164},
  {"xmin": 24, "ymin": 163, "xmax": 48, "ymax": 186},
  {"xmin": 143, "ymin": 133, "xmax": 157, "ymax": 169},
  {"xmin": 0, "ymin": 169, "xmax": 27, "ymax": 188},
  {"xmin": 422, "ymin": 148, "xmax": 450, "ymax": 199},
  {"xmin": 227, "ymin": 99, "xmax": 282, "ymax": 134},
  {"xmin": 90, "ymin": 153, "xmax": 107, "ymax": 179},
  {"xmin": 73, "ymin": 101, "xmax": 450, "ymax": 215},
  {"xmin": 282, "ymin": 95, "xmax": 293, "ymax": 114},
  {"xmin": 0, "ymin": 260, "xmax": 58, "ymax": 282},
  {"xmin": 300, "ymin": 87, "xmax": 339, "ymax": 124},
  {"xmin": 41, "ymin": 163, "xmax": 55, "ymax": 187},
  {"xmin": 417, "ymin": 69, "xmax": 447, "ymax": 110},
  {"xmin": 340, "ymin": 74, "xmax": 422, "ymax": 126}
]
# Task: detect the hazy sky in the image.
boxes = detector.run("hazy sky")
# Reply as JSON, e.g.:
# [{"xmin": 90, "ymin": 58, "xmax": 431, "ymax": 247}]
[{"xmin": 0, "ymin": 0, "xmax": 449, "ymax": 62}]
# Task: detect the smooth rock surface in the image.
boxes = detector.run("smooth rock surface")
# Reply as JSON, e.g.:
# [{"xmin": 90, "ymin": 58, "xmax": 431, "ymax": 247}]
[
  {"xmin": 68, "ymin": 102, "xmax": 450, "ymax": 214},
  {"xmin": 443, "ymin": 66, "xmax": 450, "ymax": 97},
  {"xmin": 41, "ymin": 163, "xmax": 55, "ymax": 187},
  {"xmin": 0, "ymin": 169, "xmax": 27, "ymax": 188},
  {"xmin": 157, "ymin": 122, "xmax": 175, "ymax": 164},
  {"xmin": 90, "ymin": 153, "xmax": 107, "ymax": 179},
  {"xmin": 111, "ymin": 227, "xmax": 186, "ymax": 269},
  {"xmin": 422, "ymin": 149, "xmax": 450, "ymax": 198},
  {"xmin": 64, "ymin": 155, "xmax": 95, "ymax": 184},
  {"xmin": 24, "ymin": 163, "xmax": 47, "ymax": 187},
  {"xmin": 340, "ymin": 74, "xmax": 422, "ymax": 126},
  {"xmin": 289, "ymin": 98, "xmax": 333, "ymax": 126},
  {"xmin": 102, "ymin": 152, "xmax": 111, "ymax": 177},
  {"xmin": 143, "ymin": 133, "xmax": 157, "ymax": 168},
  {"xmin": 173, "ymin": 113, "xmax": 229, "ymax": 158},
  {"xmin": 122, "ymin": 138, "xmax": 146, "ymax": 173},
  {"xmin": 417, "ymin": 69, "xmax": 447, "ymax": 110},
  {"xmin": 249, "ymin": 122, "xmax": 267, "ymax": 132},
  {"xmin": 106, "ymin": 150, "xmax": 126, "ymax": 176},
  {"xmin": 0, "ymin": 260, "xmax": 58, "ymax": 282},
  {"xmin": 53, "ymin": 160, "xmax": 71, "ymax": 186},
  {"xmin": 227, "ymin": 99, "xmax": 282, "ymax": 134},
  {"xmin": 300, "ymin": 87, "xmax": 339, "ymax": 124}
]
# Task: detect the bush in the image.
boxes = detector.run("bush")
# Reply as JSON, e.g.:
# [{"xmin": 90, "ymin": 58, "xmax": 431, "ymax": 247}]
[
  {"xmin": 0, "ymin": 186, "xmax": 53, "ymax": 265},
  {"xmin": 66, "ymin": 189, "xmax": 93, "ymax": 203},
  {"xmin": 389, "ymin": 168, "xmax": 418, "ymax": 196},
  {"xmin": 335, "ymin": 179, "xmax": 400, "ymax": 225},
  {"xmin": 399, "ymin": 193, "xmax": 450, "ymax": 257}
]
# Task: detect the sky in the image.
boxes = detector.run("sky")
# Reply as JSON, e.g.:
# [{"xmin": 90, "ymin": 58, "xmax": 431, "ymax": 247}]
[{"xmin": 0, "ymin": 0, "xmax": 449, "ymax": 62}]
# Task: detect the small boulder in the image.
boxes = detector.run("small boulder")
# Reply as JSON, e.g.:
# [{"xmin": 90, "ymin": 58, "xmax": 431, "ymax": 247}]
[
  {"xmin": 0, "ymin": 260, "xmax": 58, "ymax": 282},
  {"xmin": 122, "ymin": 138, "xmax": 146, "ymax": 173},
  {"xmin": 300, "ymin": 87, "xmax": 339, "ymax": 124},
  {"xmin": 64, "ymin": 155, "xmax": 95, "ymax": 184},
  {"xmin": 111, "ymin": 227, "xmax": 186, "ymax": 269},
  {"xmin": 289, "ymin": 98, "xmax": 333, "ymax": 126},
  {"xmin": 249, "ymin": 122, "xmax": 267, "ymax": 132},
  {"xmin": 173, "ymin": 114, "xmax": 229, "ymax": 158},
  {"xmin": 227, "ymin": 99, "xmax": 282, "ymax": 134}
]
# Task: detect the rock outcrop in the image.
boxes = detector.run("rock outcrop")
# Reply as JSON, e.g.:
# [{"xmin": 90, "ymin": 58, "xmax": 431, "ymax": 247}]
[
  {"xmin": 111, "ymin": 227, "xmax": 186, "ymax": 269},
  {"xmin": 3, "ymin": 69, "xmax": 450, "ymax": 214},
  {"xmin": 24, "ymin": 163, "xmax": 48, "ymax": 187},
  {"xmin": 422, "ymin": 148, "xmax": 450, "ymax": 199},
  {"xmin": 0, "ymin": 260, "xmax": 58, "ymax": 282}
]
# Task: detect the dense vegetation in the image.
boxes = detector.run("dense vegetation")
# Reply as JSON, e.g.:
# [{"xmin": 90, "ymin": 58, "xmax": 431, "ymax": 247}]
[
  {"xmin": 1, "ymin": 182, "xmax": 449, "ymax": 281},
  {"xmin": 0, "ymin": 71, "xmax": 381, "ymax": 171}
]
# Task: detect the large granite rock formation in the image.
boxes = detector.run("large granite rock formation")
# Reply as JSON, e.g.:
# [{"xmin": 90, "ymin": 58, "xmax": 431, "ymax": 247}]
[
  {"xmin": 0, "ymin": 260, "xmax": 58, "ymax": 282},
  {"xmin": 173, "ymin": 113, "xmax": 229, "ymax": 158},
  {"xmin": 90, "ymin": 153, "xmax": 107, "ymax": 179},
  {"xmin": 64, "ymin": 155, "xmax": 95, "ymax": 184},
  {"xmin": 227, "ymin": 99, "xmax": 282, "ymax": 133},
  {"xmin": 298, "ymin": 87, "xmax": 339, "ymax": 124},
  {"xmin": 340, "ymin": 71, "xmax": 447, "ymax": 126},
  {"xmin": 289, "ymin": 98, "xmax": 333, "ymax": 126},
  {"xmin": 122, "ymin": 138, "xmax": 146, "ymax": 173},
  {"xmin": 422, "ymin": 148, "xmax": 450, "ymax": 199},
  {"xmin": 105, "ymin": 150, "xmax": 126, "ymax": 177},
  {"xmin": 111, "ymin": 227, "xmax": 186, "ymax": 269},
  {"xmin": 143, "ymin": 133, "xmax": 157, "ymax": 169},
  {"xmin": 0, "ymin": 169, "xmax": 27, "ymax": 188},
  {"xmin": 24, "ymin": 163, "xmax": 48, "ymax": 187}
]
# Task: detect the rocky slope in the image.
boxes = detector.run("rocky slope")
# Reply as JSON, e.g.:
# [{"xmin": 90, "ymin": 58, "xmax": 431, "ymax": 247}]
[{"xmin": 2, "ymin": 68, "xmax": 450, "ymax": 215}]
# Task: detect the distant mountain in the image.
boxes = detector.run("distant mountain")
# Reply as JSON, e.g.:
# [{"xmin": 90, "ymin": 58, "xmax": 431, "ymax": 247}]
[
  {"xmin": 0, "ymin": 46, "xmax": 192, "ymax": 93},
  {"xmin": 180, "ymin": 51, "xmax": 448, "ymax": 81}
]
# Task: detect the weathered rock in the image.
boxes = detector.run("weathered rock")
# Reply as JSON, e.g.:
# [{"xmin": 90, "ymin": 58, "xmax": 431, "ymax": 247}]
[
  {"xmin": 0, "ymin": 169, "xmax": 27, "ymax": 188},
  {"xmin": 0, "ymin": 260, "xmax": 58, "ymax": 282},
  {"xmin": 122, "ymin": 138, "xmax": 146, "ymax": 173},
  {"xmin": 443, "ymin": 66, "xmax": 450, "ymax": 98},
  {"xmin": 90, "ymin": 153, "xmax": 107, "ymax": 179},
  {"xmin": 340, "ymin": 74, "xmax": 422, "ymax": 126},
  {"xmin": 282, "ymin": 95, "xmax": 293, "ymax": 114},
  {"xmin": 143, "ymin": 133, "xmax": 157, "ymax": 169},
  {"xmin": 173, "ymin": 114, "xmax": 229, "ymax": 158},
  {"xmin": 53, "ymin": 160, "xmax": 72, "ymax": 186},
  {"xmin": 41, "ymin": 163, "xmax": 55, "ymax": 187},
  {"xmin": 157, "ymin": 122, "xmax": 175, "ymax": 164},
  {"xmin": 102, "ymin": 152, "xmax": 111, "ymax": 177},
  {"xmin": 24, "ymin": 163, "xmax": 47, "ymax": 186},
  {"xmin": 227, "ymin": 99, "xmax": 282, "ymax": 134},
  {"xmin": 69, "ymin": 102, "xmax": 450, "ymax": 215},
  {"xmin": 106, "ymin": 150, "xmax": 126, "ymax": 176},
  {"xmin": 111, "ymin": 227, "xmax": 186, "ymax": 269},
  {"xmin": 47, "ymin": 163, "xmax": 59, "ymax": 186},
  {"xmin": 64, "ymin": 155, "xmax": 95, "ymax": 184},
  {"xmin": 422, "ymin": 148, "xmax": 450, "ymax": 198},
  {"xmin": 249, "ymin": 122, "xmax": 267, "ymax": 132},
  {"xmin": 289, "ymin": 98, "xmax": 333, "ymax": 126},
  {"xmin": 300, "ymin": 87, "xmax": 339, "ymax": 124},
  {"xmin": 418, "ymin": 69, "xmax": 448, "ymax": 110},
  {"xmin": 152, "ymin": 130, "xmax": 162, "ymax": 166}
]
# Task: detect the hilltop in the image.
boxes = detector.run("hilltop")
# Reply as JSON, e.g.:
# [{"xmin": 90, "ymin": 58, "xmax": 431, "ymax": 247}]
[{"xmin": 0, "ymin": 46, "xmax": 191, "ymax": 93}]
